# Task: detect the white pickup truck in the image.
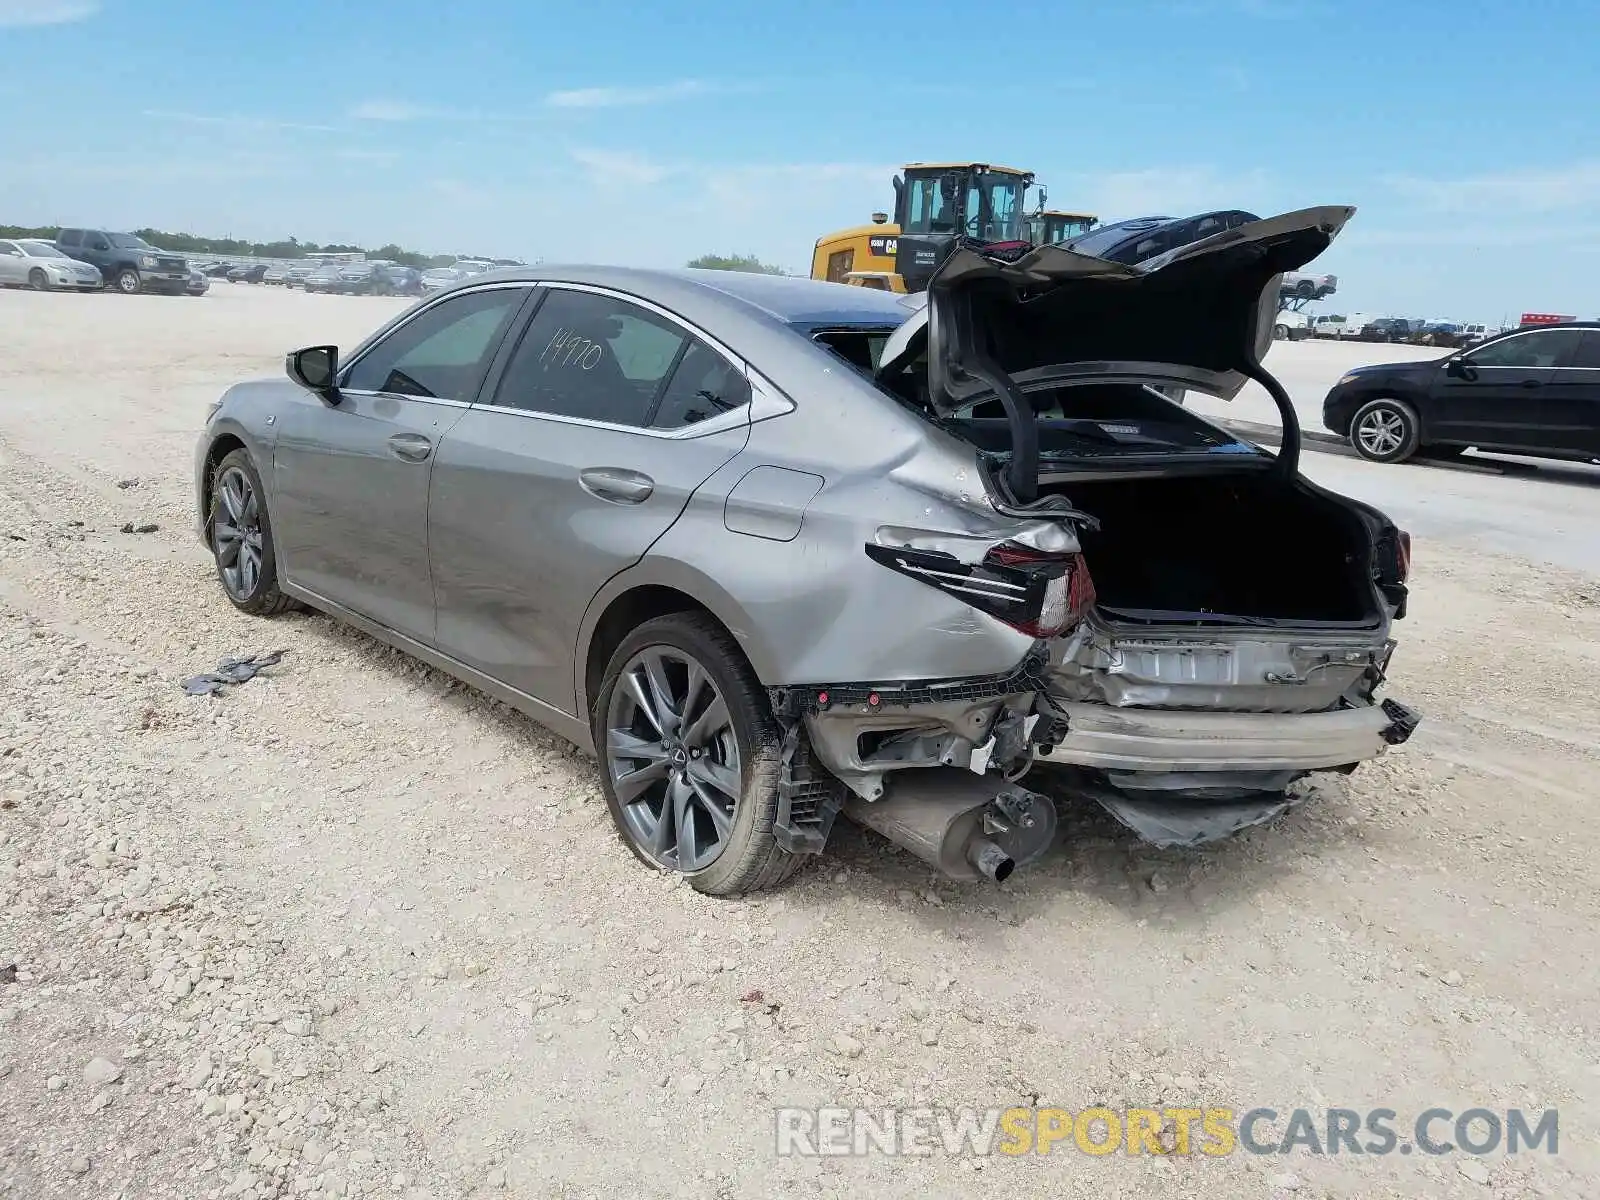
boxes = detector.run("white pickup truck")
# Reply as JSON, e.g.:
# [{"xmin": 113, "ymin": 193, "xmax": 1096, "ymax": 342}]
[{"xmin": 1271, "ymin": 311, "xmax": 1312, "ymax": 341}]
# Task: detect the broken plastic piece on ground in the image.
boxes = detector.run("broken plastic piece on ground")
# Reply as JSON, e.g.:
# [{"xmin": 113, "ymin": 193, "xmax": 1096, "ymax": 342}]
[
  {"xmin": 119, "ymin": 522, "xmax": 160, "ymax": 534},
  {"xmin": 181, "ymin": 649, "xmax": 288, "ymax": 696}
]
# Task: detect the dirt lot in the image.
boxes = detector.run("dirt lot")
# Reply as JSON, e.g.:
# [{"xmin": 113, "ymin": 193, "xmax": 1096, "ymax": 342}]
[{"xmin": 2, "ymin": 285, "xmax": 1599, "ymax": 1200}]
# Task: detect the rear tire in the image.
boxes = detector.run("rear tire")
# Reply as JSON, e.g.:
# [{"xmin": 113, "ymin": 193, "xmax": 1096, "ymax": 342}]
[
  {"xmin": 1272, "ymin": 323, "xmax": 1289, "ymax": 341},
  {"xmin": 1349, "ymin": 397, "xmax": 1421, "ymax": 464},
  {"xmin": 207, "ymin": 449, "xmax": 297, "ymax": 616},
  {"xmin": 594, "ymin": 613, "xmax": 802, "ymax": 897}
]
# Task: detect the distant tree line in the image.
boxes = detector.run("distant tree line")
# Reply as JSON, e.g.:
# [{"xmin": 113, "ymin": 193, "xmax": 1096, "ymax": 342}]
[
  {"xmin": 686, "ymin": 253, "xmax": 787, "ymax": 275},
  {"xmin": 0, "ymin": 224, "xmax": 509, "ymax": 269}
]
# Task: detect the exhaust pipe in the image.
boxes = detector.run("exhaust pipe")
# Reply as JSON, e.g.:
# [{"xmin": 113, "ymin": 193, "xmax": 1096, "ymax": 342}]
[
  {"xmin": 966, "ymin": 838, "xmax": 1014, "ymax": 882},
  {"xmin": 842, "ymin": 768, "xmax": 1056, "ymax": 883}
]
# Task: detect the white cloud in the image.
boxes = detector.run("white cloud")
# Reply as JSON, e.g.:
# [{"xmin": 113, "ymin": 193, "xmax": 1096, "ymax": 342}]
[
  {"xmin": 1385, "ymin": 162, "xmax": 1600, "ymax": 215},
  {"xmin": 545, "ymin": 80, "xmax": 710, "ymax": 108},
  {"xmin": 0, "ymin": 0, "xmax": 97, "ymax": 27},
  {"xmin": 349, "ymin": 100, "xmax": 436, "ymax": 122},
  {"xmin": 143, "ymin": 109, "xmax": 342, "ymax": 134},
  {"xmin": 570, "ymin": 148, "xmax": 673, "ymax": 187}
]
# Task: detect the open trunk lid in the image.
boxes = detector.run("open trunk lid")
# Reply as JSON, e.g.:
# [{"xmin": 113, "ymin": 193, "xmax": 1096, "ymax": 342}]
[{"xmin": 876, "ymin": 205, "xmax": 1355, "ymax": 499}]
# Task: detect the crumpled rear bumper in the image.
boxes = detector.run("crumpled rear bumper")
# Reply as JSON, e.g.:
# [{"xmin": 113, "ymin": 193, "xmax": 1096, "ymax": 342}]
[{"xmin": 1034, "ymin": 698, "xmax": 1418, "ymax": 774}]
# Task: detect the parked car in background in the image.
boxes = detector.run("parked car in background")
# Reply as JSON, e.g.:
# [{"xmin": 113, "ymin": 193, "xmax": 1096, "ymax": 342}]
[
  {"xmin": 193, "ymin": 206, "xmax": 1420, "ymax": 894},
  {"xmin": 381, "ymin": 264, "xmax": 424, "ymax": 295},
  {"xmin": 54, "ymin": 228, "xmax": 189, "ymax": 295},
  {"xmin": 1312, "ymin": 314, "xmax": 1347, "ymax": 338},
  {"xmin": 419, "ymin": 258, "xmax": 498, "ymax": 295},
  {"xmin": 228, "ymin": 263, "xmax": 269, "ymax": 284},
  {"xmin": 1411, "ymin": 322, "xmax": 1464, "ymax": 348},
  {"xmin": 204, "ymin": 260, "xmax": 235, "ymax": 278},
  {"xmin": 1358, "ymin": 317, "xmax": 1415, "ymax": 343},
  {"xmin": 285, "ymin": 262, "xmax": 316, "ymax": 288},
  {"xmin": 1062, "ymin": 210, "xmax": 1259, "ymax": 266},
  {"xmin": 263, "ymin": 263, "xmax": 290, "ymax": 285},
  {"xmin": 1281, "ymin": 270, "xmax": 1337, "ymax": 300},
  {"xmin": 1272, "ymin": 310, "xmax": 1312, "ymax": 341},
  {"xmin": 0, "ymin": 238, "xmax": 104, "ymax": 291},
  {"xmin": 1459, "ymin": 322, "xmax": 1504, "ymax": 347},
  {"xmin": 301, "ymin": 263, "xmax": 344, "ymax": 294},
  {"xmin": 185, "ymin": 265, "xmax": 209, "ymax": 296},
  {"xmin": 1324, "ymin": 321, "xmax": 1600, "ymax": 464}
]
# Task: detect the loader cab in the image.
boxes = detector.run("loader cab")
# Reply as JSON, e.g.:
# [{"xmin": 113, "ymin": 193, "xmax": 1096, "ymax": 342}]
[
  {"xmin": 893, "ymin": 162, "xmax": 1033, "ymax": 293},
  {"xmin": 1025, "ymin": 210, "xmax": 1100, "ymax": 245}
]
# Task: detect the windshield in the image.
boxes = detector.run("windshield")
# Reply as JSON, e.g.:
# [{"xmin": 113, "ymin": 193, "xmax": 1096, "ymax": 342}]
[
  {"xmin": 19, "ymin": 240, "xmax": 67, "ymax": 259},
  {"xmin": 108, "ymin": 233, "xmax": 153, "ymax": 250},
  {"xmin": 1045, "ymin": 214, "xmax": 1096, "ymax": 242},
  {"xmin": 968, "ymin": 173, "xmax": 1025, "ymax": 241},
  {"xmin": 902, "ymin": 170, "xmax": 1026, "ymax": 241}
]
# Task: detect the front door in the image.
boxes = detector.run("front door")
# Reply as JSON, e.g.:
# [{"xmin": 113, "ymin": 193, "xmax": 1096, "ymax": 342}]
[
  {"xmin": 428, "ymin": 285, "xmax": 754, "ymax": 715},
  {"xmin": 0, "ymin": 242, "xmax": 24, "ymax": 285},
  {"xmin": 1429, "ymin": 327, "xmax": 1586, "ymax": 450},
  {"xmin": 270, "ymin": 284, "xmax": 531, "ymax": 643}
]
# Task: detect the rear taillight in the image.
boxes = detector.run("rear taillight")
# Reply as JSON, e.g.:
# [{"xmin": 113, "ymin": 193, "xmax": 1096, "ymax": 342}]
[
  {"xmin": 865, "ymin": 540, "xmax": 1096, "ymax": 638},
  {"xmin": 1395, "ymin": 530, "xmax": 1412, "ymax": 583}
]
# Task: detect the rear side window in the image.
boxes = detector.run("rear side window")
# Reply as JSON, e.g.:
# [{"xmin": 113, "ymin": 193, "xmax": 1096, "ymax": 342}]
[
  {"xmin": 1570, "ymin": 331, "xmax": 1600, "ymax": 370},
  {"xmin": 650, "ymin": 342, "xmax": 750, "ymax": 429},
  {"xmin": 492, "ymin": 289, "xmax": 686, "ymax": 426},
  {"xmin": 57, "ymin": 229, "xmax": 81, "ymax": 247}
]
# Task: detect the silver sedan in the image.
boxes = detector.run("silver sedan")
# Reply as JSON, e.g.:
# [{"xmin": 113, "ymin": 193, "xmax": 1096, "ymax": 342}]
[
  {"xmin": 193, "ymin": 208, "xmax": 1420, "ymax": 894},
  {"xmin": 0, "ymin": 239, "xmax": 103, "ymax": 290}
]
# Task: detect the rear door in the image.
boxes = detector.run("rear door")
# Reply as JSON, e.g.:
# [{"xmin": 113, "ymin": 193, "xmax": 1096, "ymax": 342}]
[
  {"xmin": 427, "ymin": 283, "xmax": 754, "ymax": 715},
  {"xmin": 270, "ymin": 283, "xmax": 531, "ymax": 642},
  {"xmin": 1430, "ymin": 328, "xmax": 1585, "ymax": 450},
  {"xmin": 1547, "ymin": 329, "xmax": 1600, "ymax": 456}
]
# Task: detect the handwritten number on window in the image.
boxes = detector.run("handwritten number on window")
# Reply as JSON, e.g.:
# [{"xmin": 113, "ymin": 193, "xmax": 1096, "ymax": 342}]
[{"xmin": 540, "ymin": 327, "xmax": 604, "ymax": 371}]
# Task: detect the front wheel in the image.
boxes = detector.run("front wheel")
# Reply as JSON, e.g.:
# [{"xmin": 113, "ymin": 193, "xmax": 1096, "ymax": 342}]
[
  {"xmin": 1349, "ymin": 397, "xmax": 1421, "ymax": 463},
  {"xmin": 28, "ymin": 268, "xmax": 50, "ymax": 291},
  {"xmin": 114, "ymin": 268, "xmax": 141, "ymax": 295},
  {"xmin": 208, "ymin": 449, "xmax": 297, "ymax": 616},
  {"xmin": 594, "ymin": 613, "xmax": 801, "ymax": 896},
  {"xmin": 1272, "ymin": 323, "xmax": 1289, "ymax": 341}
]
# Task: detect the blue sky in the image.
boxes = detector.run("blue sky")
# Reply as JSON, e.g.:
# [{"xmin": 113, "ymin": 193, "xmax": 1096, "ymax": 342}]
[{"xmin": 2, "ymin": 0, "xmax": 1597, "ymax": 321}]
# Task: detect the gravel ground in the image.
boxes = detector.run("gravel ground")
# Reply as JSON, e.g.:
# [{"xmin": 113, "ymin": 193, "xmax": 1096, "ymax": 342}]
[{"xmin": 2, "ymin": 286, "xmax": 1599, "ymax": 1199}]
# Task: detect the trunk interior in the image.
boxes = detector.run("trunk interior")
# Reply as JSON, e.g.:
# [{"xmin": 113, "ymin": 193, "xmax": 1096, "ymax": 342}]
[{"xmin": 1048, "ymin": 471, "xmax": 1379, "ymax": 626}]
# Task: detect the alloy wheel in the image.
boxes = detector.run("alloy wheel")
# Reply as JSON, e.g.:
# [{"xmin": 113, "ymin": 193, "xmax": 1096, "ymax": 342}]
[
  {"xmin": 605, "ymin": 647, "xmax": 741, "ymax": 872},
  {"xmin": 1356, "ymin": 406, "xmax": 1407, "ymax": 457},
  {"xmin": 211, "ymin": 466, "xmax": 264, "ymax": 600}
]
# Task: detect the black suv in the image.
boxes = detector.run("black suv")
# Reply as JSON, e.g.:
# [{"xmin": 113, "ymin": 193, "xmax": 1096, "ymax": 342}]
[{"xmin": 53, "ymin": 228, "xmax": 189, "ymax": 295}]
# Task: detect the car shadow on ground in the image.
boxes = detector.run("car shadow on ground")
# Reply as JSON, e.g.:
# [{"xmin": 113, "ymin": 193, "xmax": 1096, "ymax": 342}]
[
  {"xmin": 284, "ymin": 603, "xmax": 1365, "ymax": 930},
  {"xmin": 794, "ymin": 771, "xmax": 1362, "ymax": 936}
]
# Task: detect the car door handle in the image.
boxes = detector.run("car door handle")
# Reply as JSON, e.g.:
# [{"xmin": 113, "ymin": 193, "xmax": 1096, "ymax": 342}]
[
  {"xmin": 579, "ymin": 467, "xmax": 654, "ymax": 504},
  {"xmin": 386, "ymin": 432, "xmax": 432, "ymax": 462}
]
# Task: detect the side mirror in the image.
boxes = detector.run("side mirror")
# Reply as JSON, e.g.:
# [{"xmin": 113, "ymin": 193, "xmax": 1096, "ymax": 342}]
[
  {"xmin": 286, "ymin": 345, "xmax": 340, "ymax": 400},
  {"xmin": 1445, "ymin": 357, "xmax": 1475, "ymax": 380}
]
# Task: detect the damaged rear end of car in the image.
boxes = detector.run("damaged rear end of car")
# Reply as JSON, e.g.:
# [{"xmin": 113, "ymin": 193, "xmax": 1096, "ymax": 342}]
[{"xmin": 799, "ymin": 205, "xmax": 1421, "ymax": 872}]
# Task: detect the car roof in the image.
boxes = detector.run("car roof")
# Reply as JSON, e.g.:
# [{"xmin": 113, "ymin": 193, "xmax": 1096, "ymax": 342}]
[{"xmin": 467, "ymin": 265, "xmax": 914, "ymax": 329}]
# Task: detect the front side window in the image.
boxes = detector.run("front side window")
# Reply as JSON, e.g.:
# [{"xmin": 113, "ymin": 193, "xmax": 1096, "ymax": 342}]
[
  {"xmin": 0, "ymin": 241, "xmax": 18, "ymax": 256},
  {"xmin": 1571, "ymin": 331, "xmax": 1600, "ymax": 369},
  {"xmin": 343, "ymin": 286, "xmax": 526, "ymax": 401},
  {"xmin": 1466, "ymin": 329, "xmax": 1583, "ymax": 369},
  {"xmin": 108, "ymin": 233, "xmax": 151, "ymax": 250}
]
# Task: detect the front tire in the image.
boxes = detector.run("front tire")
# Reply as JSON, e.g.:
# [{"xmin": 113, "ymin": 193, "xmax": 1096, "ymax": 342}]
[
  {"xmin": 28, "ymin": 268, "xmax": 49, "ymax": 291},
  {"xmin": 1350, "ymin": 397, "xmax": 1421, "ymax": 463},
  {"xmin": 1272, "ymin": 323, "xmax": 1289, "ymax": 341},
  {"xmin": 594, "ymin": 613, "xmax": 801, "ymax": 896},
  {"xmin": 208, "ymin": 449, "xmax": 296, "ymax": 616},
  {"xmin": 114, "ymin": 268, "xmax": 141, "ymax": 295}
]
